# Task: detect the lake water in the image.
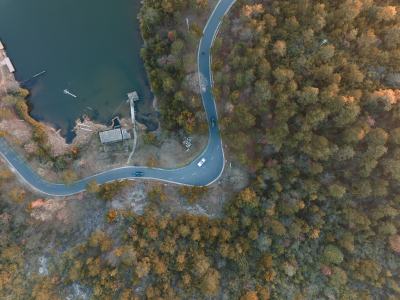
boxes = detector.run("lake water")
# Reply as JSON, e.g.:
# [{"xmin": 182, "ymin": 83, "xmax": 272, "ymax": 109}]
[{"xmin": 0, "ymin": 0, "xmax": 155, "ymax": 140}]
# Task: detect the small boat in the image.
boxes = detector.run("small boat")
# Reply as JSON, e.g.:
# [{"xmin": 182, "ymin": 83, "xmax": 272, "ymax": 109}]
[{"xmin": 63, "ymin": 89, "xmax": 77, "ymax": 98}]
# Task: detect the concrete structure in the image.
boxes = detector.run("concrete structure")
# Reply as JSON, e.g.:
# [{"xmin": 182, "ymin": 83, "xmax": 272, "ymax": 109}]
[
  {"xmin": 3, "ymin": 57, "xmax": 15, "ymax": 73},
  {"xmin": 99, "ymin": 128, "xmax": 131, "ymax": 144},
  {"xmin": 0, "ymin": 40, "xmax": 15, "ymax": 73},
  {"xmin": 127, "ymin": 91, "xmax": 139, "ymax": 124},
  {"xmin": 126, "ymin": 91, "xmax": 139, "ymax": 165},
  {"xmin": 127, "ymin": 91, "xmax": 139, "ymax": 101},
  {"xmin": 126, "ymin": 91, "xmax": 140, "ymax": 163}
]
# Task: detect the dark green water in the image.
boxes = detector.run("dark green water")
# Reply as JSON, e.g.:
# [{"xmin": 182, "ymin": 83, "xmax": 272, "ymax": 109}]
[{"xmin": 0, "ymin": 0, "xmax": 154, "ymax": 139}]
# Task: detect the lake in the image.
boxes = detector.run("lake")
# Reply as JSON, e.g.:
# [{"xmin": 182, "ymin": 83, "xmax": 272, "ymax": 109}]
[{"xmin": 0, "ymin": 0, "xmax": 155, "ymax": 140}]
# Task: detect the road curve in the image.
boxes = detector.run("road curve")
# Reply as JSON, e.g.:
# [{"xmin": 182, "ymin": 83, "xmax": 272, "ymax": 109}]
[{"xmin": 0, "ymin": 0, "xmax": 236, "ymax": 197}]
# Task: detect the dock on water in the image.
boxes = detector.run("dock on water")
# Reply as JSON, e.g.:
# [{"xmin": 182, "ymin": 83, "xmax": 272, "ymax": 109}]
[
  {"xmin": 126, "ymin": 91, "xmax": 140, "ymax": 164},
  {"xmin": 127, "ymin": 91, "xmax": 140, "ymax": 125}
]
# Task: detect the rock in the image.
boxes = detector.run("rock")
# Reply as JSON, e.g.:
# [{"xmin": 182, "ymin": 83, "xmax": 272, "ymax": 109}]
[
  {"xmin": 225, "ymin": 102, "xmax": 234, "ymax": 114},
  {"xmin": 137, "ymin": 122, "xmax": 147, "ymax": 131},
  {"xmin": 110, "ymin": 184, "xmax": 147, "ymax": 214},
  {"xmin": 24, "ymin": 142, "xmax": 38, "ymax": 154},
  {"xmin": 37, "ymin": 167, "xmax": 47, "ymax": 177},
  {"xmin": 30, "ymin": 199, "xmax": 46, "ymax": 209},
  {"xmin": 66, "ymin": 283, "xmax": 90, "ymax": 300},
  {"xmin": 30, "ymin": 199, "xmax": 67, "ymax": 222},
  {"xmin": 0, "ymin": 119, "xmax": 32, "ymax": 144},
  {"xmin": 184, "ymin": 72, "xmax": 201, "ymax": 94},
  {"xmin": 0, "ymin": 212, "xmax": 12, "ymax": 224}
]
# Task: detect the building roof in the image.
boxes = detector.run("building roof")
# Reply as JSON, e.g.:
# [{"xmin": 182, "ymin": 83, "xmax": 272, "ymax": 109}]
[{"xmin": 99, "ymin": 128, "xmax": 131, "ymax": 144}]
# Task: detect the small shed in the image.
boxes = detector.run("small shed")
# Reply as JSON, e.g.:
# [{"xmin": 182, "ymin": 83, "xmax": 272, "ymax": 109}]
[{"xmin": 99, "ymin": 128, "xmax": 131, "ymax": 144}]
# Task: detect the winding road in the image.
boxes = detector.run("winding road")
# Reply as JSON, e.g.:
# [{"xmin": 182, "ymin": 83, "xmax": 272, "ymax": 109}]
[{"xmin": 0, "ymin": 0, "xmax": 236, "ymax": 197}]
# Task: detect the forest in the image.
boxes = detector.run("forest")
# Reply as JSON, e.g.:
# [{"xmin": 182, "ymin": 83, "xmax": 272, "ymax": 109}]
[
  {"xmin": 139, "ymin": 0, "xmax": 210, "ymax": 133},
  {"xmin": 211, "ymin": 0, "xmax": 400, "ymax": 298},
  {"xmin": 1, "ymin": 0, "xmax": 400, "ymax": 299}
]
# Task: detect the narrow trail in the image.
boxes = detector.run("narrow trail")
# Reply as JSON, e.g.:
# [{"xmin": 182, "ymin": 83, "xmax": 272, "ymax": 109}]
[{"xmin": 126, "ymin": 123, "xmax": 138, "ymax": 165}]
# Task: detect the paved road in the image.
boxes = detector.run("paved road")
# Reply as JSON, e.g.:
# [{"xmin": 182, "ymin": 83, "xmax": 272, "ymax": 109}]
[{"xmin": 0, "ymin": 0, "xmax": 236, "ymax": 196}]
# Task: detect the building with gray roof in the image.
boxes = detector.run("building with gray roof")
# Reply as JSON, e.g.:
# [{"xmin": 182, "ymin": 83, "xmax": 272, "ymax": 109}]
[{"xmin": 99, "ymin": 128, "xmax": 131, "ymax": 144}]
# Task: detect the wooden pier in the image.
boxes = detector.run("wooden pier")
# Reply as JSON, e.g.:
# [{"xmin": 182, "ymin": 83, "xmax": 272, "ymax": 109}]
[
  {"xmin": 126, "ymin": 91, "xmax": 140, "ymax": 164},
  {"xmin": 127, "ymin": 91, "xmax": 139, "ymax": 125}
]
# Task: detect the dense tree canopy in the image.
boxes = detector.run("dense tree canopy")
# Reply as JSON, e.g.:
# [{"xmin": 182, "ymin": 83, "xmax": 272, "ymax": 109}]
[
  {"xmin": 59, "ymin": 1, "xmax": 400, "ymax": 298},
  {"xmin": 1, "ymin": 0, "xmax": 400, "ymax": 299}
]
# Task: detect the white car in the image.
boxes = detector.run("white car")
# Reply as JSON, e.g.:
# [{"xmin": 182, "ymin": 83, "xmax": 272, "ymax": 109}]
[{"xmin": 197, "ymin": 158, "xmax": 206, "ymax": 167}]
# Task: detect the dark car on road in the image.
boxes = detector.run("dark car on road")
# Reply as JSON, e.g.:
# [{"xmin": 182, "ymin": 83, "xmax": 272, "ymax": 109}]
[
  {"xmin": 134, "ymin": 171, "xmax": 144, "ymax": 177},
  {"xmin": 210, "ymin": 117, "xmax": 216, "ymax": 128}
]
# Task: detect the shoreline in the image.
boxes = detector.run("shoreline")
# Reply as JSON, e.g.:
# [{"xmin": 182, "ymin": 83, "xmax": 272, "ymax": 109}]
[
  {"xmin": 1, "ymin": 0, "xmax": 160, "ymax": 141},
  {"xmin": 0, "ymin": 41, "xmax": 19, "ymax": 96},
  {"xmin": 0, "ymin": 0, "xmax": 213, "ymax": 183},
  {"xmin": 0, "ymin": 38, "xmax": 159, "ymax": 148}
]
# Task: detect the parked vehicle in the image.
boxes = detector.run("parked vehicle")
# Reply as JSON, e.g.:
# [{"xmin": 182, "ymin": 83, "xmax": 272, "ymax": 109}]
[{"xmin": 197, "ymin": 158, "xmax": 206, "ymax": 167}]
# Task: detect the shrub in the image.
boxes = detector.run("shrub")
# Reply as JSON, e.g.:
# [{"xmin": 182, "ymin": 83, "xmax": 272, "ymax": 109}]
[{"xmin": 323, "ymin": 245, "xmax": 344, "ymax": 265}]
